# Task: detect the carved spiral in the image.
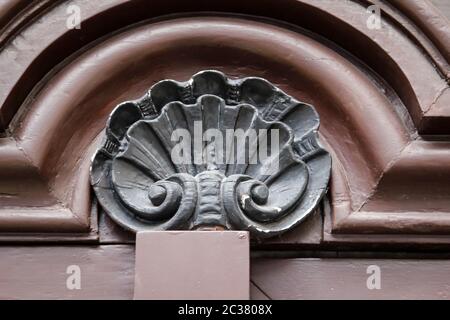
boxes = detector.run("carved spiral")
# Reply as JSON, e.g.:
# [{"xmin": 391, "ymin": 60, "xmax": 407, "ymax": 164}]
[
  {"xmin": 116, "ymin": 180, "xmax": 182, "ymax": 221},
  {"xmin": 222, "ymin": 162, "xmax": 310, "ymax": 238},
  {"xmin": 112, "ymin": 173, "xmax": 197, "ymax": 232},
  {"xmin": 236, "ymin": 179, "xmax": 287, "ymax": 223}
]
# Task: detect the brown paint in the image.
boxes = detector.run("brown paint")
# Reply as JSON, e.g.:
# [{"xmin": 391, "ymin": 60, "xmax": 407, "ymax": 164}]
[
  {"xmin": 134, "ymin": 231, "xmax": 249, "ymax": 300},
  {"xmin": 0, "ymin": 1, "xmax": 447, "ymax": 247},
  {"xmin": 0, "ymin": 0, "xmax": 449, "ymax": 301},
  {"xmin": 389, "ymin": 0, "xmax": 450, "ymax": 64},
  {"xmin": 0, "ymin": 15, "xmax": 407, "ymax": 238},
  {"xmin": 0, "ymin": 245, "xmax": 450, "ymax": 299},
  {"xmin": 0, "ymin": 245, "xmax": 135, "ymax": 300},
  {"xmin": 0, "ymin": 0, "xmax": 448, "ymax": 133},
  {"xmin": 0, "ymin": 0, "xmax": 28, "ymax": 32},
  {"xmin": 252, "ymin": 258, "xmax": 450, "ymax": 300}
]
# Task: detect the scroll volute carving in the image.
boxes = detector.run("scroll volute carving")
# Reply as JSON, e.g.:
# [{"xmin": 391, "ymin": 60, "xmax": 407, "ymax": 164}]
[{"xmin": 91, "ymin": 70, "xmax": 331, "ymax": 239}]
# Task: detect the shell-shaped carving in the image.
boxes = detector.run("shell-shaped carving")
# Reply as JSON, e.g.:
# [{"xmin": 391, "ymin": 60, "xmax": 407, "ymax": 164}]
[{"xmin": 91, "ymin": 71, "xmax": 331, "ymax": 238}]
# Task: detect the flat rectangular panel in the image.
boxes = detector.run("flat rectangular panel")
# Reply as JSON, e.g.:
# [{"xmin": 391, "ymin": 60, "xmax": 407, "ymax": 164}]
[
  {"xmin": 0, "ymin": 245, "xmax": 449, "ymax": 299},
  {"xmin": 134, "ymin": 231, "xmax": 250, "ymax": 300},
  {"xmin": 252, "ymin": 258, "xmax": 450, "ymax": 300},
  {"xmin": 0, "ymin": 245, "xmax": 135, "ymax": 300}
]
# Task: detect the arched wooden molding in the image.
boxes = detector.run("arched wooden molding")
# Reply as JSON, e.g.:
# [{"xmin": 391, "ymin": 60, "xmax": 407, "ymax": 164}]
[
  {"xmin": 0, "ymin": 0, "xmax": 448, "ymax": 134},
  {"xmin": 0, "ymin": 1, "xmax": 448, "ymax": 246}
]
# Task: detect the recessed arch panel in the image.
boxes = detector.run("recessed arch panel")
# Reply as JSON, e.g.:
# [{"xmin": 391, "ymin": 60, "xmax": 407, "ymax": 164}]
[{"xmin": 0, "ymin": 1, "xmax": 448, "ymax": 246}]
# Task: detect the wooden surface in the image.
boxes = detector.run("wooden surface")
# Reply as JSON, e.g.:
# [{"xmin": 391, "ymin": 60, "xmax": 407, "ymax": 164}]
[
  {"xmin": 0, "ymin": 0, "xmax": 448, "ymax": 246},
  {"xmin": 0, "ymin": 0, "xmax": 450, "ymax": 250},
  {"xmin": 1, "ymin": 245, "xmax": 450, "ymax": 299},
  {"xmin": 0, "ymin": 0, "xmax": 448, "ymax": 301},
  {"xmin": 0, "ymin": 245, "xmax": 135, "ymax": 300},
  {"xmin": 431, "ymin": 0, "xmax": 450, "ymax": 19},
  {"xmin": 0, "ymin": 13, "xmax": 448, "ymax": 245},
  {"xmin": 134, "ymin": 231, "xmax": 249, "ymax": 300},
  {"xmin": 252, "ymin": 258, "xmax": 450, "ymax": 300}
]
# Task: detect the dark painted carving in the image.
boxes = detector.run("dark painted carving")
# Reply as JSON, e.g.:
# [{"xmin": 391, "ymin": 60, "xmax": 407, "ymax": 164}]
[{"xmin": 91, "ymin": 70, "xmax": 331, "ymax": 238}]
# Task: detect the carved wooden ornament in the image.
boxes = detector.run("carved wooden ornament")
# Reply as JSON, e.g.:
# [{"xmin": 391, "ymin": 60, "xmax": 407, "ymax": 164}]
[{"xmin": 91, "ymin": 71, "xmax": 331, "ymax": 238}]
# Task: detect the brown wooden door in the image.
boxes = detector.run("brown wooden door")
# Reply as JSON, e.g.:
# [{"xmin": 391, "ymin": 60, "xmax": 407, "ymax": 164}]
[{"xmin": 0, "ymin": 0, "xmax": 449, "ymax": 299}]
